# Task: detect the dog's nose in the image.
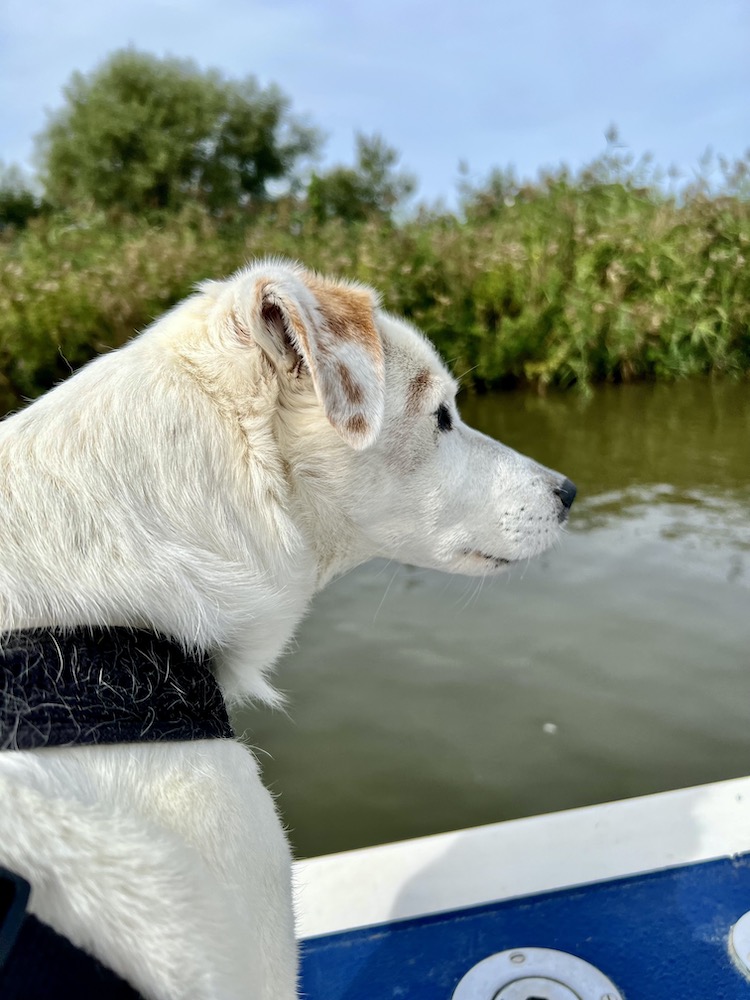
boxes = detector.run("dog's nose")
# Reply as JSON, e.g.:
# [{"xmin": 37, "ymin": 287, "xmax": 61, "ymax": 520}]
[{"xmin": 554, "ymin": 478, "xmax": 577, "ymax": 520}]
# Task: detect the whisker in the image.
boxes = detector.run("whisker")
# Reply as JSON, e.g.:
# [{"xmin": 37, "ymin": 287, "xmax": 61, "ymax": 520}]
[{"xmin": 373, "ymin": 568, "xmax": 400, "ymax": 623}]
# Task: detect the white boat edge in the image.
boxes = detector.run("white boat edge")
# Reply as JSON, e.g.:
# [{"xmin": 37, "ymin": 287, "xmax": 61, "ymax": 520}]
[{"xmin": 293, "ymin": 775, "xmax": 750, "ymax": 939}]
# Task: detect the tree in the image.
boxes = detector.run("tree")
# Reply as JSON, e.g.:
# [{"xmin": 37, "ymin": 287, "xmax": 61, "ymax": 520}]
[
  {"xmin": 307, "ymin": 133, "xmax": 416, "ymax": 223},
  {"xmin": 0, "ymin": 164, "xmax": 42, "ymax": 229},
  {"xmin": 35, "ymin": 49, "xmax": 320, "ymax": 215}
]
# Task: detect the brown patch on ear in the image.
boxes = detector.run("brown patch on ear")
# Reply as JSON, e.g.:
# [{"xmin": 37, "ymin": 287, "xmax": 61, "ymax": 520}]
[
  {"xmin": 335, "ymin": 361, "xmax": 365, "ymax": 405},
  {"xmin": 306, "ymin": 275, "xmax": 382, "ymax": 361},
  {"xmin": 241, "ymin": 263, "xmax": 385, "ymax": 448},
  {"xmin": 346, "ymin": 414, "xmax": 370, "ymax": 437},
  {"xmin": 406, "ymin": 367, "xmax": 434, "ymax": 416}
]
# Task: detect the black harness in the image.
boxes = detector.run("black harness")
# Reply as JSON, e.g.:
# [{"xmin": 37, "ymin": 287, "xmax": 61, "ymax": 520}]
[
  {"xmin": 0, "ymin": 627, "xmax": 233, "ymax": 750},
  {"xmin": 0, "ymin": 627, "xmax": 235, "ymax": 998}
]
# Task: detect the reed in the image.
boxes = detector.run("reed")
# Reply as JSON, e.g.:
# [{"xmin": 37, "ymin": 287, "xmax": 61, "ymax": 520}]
[{"xmin": 1, "ymin": 174, "xmax": 748, "ymax": 412}]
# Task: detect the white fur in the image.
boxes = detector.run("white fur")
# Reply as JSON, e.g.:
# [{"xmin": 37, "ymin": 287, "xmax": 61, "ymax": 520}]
[{"xmin": 0, "ymin": 260, "xmax": 571, "ymax": 998}]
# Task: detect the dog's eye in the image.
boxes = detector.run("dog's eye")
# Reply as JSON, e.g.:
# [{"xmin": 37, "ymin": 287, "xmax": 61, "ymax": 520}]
[{"xmin": 436, "ymin": 404, "xmax": 453, "ymax": 432}]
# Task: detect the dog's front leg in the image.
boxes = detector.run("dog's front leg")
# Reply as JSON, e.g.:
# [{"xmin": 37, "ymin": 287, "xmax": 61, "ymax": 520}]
[
  {"xmin": 0, "ymin": 764, "xmax": 255, "ymax": 1000},
  {"xmin": 129, "ymin": 741, "xmax": 299, "ymax": 1000},
  {"xmin": 205, "ymin": 740, "xmax": 299, "ymax": 1000},
  {"xmin": 0, "ymin": 742, "xmax": 299, "ymax": 1000}
]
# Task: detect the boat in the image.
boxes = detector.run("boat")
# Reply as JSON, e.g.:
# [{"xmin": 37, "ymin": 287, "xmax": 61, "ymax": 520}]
[{"xmin": 294, "ymin": 776, "xmax": 750, "ymax": 998}]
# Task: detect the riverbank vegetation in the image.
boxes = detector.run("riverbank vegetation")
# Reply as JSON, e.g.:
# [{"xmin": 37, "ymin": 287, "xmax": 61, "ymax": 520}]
[{"xmin": 1, "ymin": 50, "xmax": 748, "ymax": 413}]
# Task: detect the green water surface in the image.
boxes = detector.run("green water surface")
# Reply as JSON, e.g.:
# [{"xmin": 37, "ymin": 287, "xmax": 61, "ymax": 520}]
[{"xmin": 235, "ymin": 379, "xmax": 750, "ymax": 858}]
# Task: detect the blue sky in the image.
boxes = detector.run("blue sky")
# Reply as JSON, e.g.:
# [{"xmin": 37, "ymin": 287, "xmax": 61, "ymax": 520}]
[{"xmin": 1, "ymin": 0, "xmax": 748, "ymax": 203}]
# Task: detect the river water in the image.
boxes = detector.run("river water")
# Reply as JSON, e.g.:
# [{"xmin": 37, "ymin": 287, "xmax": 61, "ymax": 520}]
[{"xmin": 238, "ymin": 380, "xmax": 750, "ymax": 859}]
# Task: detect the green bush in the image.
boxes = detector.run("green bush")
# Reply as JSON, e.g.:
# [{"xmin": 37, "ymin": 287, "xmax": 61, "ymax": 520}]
[
  {"xmin": 1, "ymin": 170, "xmax": 749, "ymax": 414},
  {"xmin": 0, "ymin": 164, "xmax": 43, "ymax": 231}
]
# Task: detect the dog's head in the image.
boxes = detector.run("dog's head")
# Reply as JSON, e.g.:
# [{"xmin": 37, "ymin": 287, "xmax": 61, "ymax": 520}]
[
  {"xmin": 0, "ymin": 257, "xmax": 574, "ymax": 693},
  {"xmin": 211, "ymin": 260, "xmax": 574, "ymax": 581}
]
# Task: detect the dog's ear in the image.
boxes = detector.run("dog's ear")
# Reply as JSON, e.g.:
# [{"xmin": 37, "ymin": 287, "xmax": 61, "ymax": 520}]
[{"xmin": 239, "ymin": 266, "xmax": 385, "ymax": 450}]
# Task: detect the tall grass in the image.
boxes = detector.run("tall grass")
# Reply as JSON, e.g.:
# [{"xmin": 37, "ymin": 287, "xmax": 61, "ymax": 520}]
[{"xmin": 1, "ymin": 169, "xmax": 749, "ymax": 413}]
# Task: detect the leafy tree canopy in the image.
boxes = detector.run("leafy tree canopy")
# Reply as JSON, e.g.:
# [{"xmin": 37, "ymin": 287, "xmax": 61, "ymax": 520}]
[
  {"xmin": 307, "ymin": 133, "xmax": 416, "ymax": 223},
  {"xmin": 35, "ymin": 48, "xmax": 320, "ymax": 215}
]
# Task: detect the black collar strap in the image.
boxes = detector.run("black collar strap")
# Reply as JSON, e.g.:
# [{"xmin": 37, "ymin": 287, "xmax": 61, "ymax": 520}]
[{"xmin": 0, "ymin": 628, "xmax": 234, "ymax": 751}]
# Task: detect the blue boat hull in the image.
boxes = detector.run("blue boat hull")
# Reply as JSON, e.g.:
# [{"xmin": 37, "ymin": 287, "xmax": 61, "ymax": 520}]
[
  {"xmin": 295, "ymin": 779, "xmax": 750, "ymax": 999},
  {"xmin": 301, "ymin": 854, "xmax": 750, "ymax": 998}
]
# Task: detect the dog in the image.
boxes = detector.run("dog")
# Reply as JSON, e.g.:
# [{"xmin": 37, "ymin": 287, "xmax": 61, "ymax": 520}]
[{"xmin": 0, "ymin": 259, "xmax": 575, "ymax": 999}]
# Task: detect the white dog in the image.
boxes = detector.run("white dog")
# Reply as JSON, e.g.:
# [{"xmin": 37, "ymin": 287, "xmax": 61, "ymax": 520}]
[{"xmin": 0, "ymin": 260, "xmax": 575, "ymax": 999}]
